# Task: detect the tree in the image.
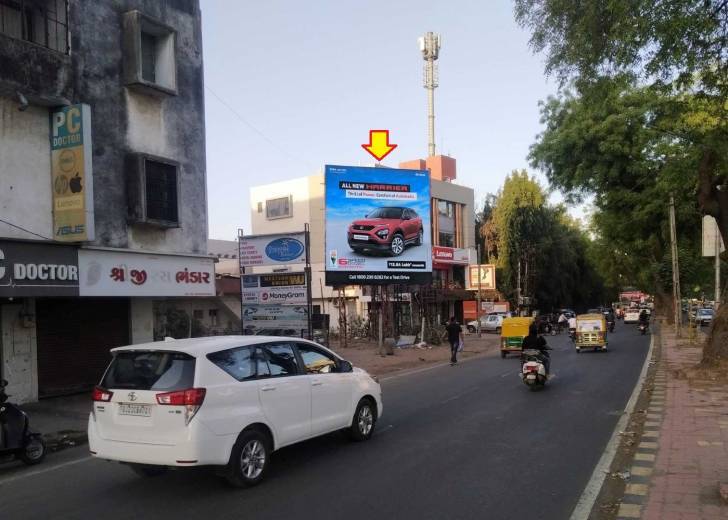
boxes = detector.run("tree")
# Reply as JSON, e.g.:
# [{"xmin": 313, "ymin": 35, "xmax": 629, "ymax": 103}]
[
  {"xmin": 515, "ymin": 0, "xmax": 728, "ymax": 361},
  {"xmin": 474, "ymin": 193, "xmax": 498, "ymax": 262}
]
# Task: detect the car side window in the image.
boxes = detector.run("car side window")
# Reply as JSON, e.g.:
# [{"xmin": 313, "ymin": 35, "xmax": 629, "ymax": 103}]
[
  {"xmin": 296, "ymin": 344, "xmax": 338, "ymax": 374},
  {"xmin": 260, "ymin": 343, "xmax": 299, "ymax": 377},
  {"xmin": 207, "ymin": 346, "xmax": 255, "ymax": 382}
]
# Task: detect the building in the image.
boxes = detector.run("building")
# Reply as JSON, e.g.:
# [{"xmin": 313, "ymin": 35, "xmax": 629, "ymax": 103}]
[
  {"xmin": 247, "ymin": 155, "xmax": 476, "ymax": 329},
  {"xmin": 0, "ymin": 0, "xmax": 211, "ymax": 402}
]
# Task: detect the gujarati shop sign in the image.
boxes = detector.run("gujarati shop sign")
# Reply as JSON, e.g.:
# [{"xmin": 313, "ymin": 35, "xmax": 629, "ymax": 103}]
[
  {"xmin": 78, "ymin": 249, "xmax": 215, "ymax": 297},
  {"xmin": 0, "ymin": 240, "xmax": 79, "ymax": 297},
  {"xmin": 50, "ymin": 104, "xmax": 95, "ymax": 241},
  {"xmin": 238, "ymin": 233, "xmax": 306, "ymax": 267}
]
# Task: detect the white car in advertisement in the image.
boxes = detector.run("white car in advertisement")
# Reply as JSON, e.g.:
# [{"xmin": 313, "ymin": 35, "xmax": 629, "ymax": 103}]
[{"xmin": 88, "ymin": 336, "xmax": 382, "ymax": 487}]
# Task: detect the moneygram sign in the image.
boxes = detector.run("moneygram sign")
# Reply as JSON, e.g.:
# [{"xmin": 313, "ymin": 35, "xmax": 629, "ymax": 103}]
[
  {"xmin": 243, "ymin": 273, "xmax": 307, "ymax": 304},
  {"xmin": 50, "ymin": 104, "xmax": 94, "ymax": 241},
  {"xmin": 238, "ymin": 233, "xmax": 306, "ymax": 267}
]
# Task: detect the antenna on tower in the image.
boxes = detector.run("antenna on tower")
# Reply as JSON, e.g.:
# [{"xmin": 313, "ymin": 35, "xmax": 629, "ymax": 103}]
[{"xmin": 418, "ymin": 32, "xmax": 441, "ymax": 157}]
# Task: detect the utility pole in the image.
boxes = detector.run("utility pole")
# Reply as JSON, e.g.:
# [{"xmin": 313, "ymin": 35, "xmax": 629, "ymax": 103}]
[
  {"xmin": 419, "ymin": 32, "xmax": 440, "ymax": 157},
  {"xmin": 517, "ymin": 258, "xmax": 522, "ymax": 317},
  {"xmin": 477, "ymin": 244, "xmax": 482, "ymax": 337},
  {"xmin": 715, "ymin": 224, "xmax": 721, "ymax": 311},
  {"xmin": 669, "ymin": 195, "xmax": 682, "ymax": 335}
]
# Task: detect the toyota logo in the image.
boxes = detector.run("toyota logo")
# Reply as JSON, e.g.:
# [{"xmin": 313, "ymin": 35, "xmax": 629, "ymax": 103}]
[{"xmin": 127, "ymin": 392, "xmax": 137, "ymax": 401}]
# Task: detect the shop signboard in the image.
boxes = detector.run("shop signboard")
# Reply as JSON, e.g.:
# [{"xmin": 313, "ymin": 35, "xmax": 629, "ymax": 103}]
[
  {"xmin": 238, "ymin": 232, "xmax": 306, "ymax": 267},
  {"xmin": 467, "ymin": 264, "xmax": 496, "ymax": 290},
  {"xmin": 50, "ymin": 104, "xmax": 94, "ymax": 241},
  {"xmin": 242, "ymin": 304, "xmax": 308, "ymax": 337},
  {"xmin": 242, "ymin": 273, "xmax": 307, "ymax": 304},
  {"xmin": 0, "ymin": 240, "xmax": 79, "ymax": 297},
  {"xmin": 78, "ymin": 249, "xmax": 215, "ymax": 297},
  {"xmin": 325, "ymin": 164, "xmax": 432, "ymax": 285}
]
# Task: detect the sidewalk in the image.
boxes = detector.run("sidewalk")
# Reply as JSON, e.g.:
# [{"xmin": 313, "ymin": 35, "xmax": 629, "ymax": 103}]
[
  {"xmin": 616, "ymin": 327, "xmax": 728, "ymax": 519},
  {"xmin": 22, "ymin": 393, "xmax": 90, "ymax": 450}
]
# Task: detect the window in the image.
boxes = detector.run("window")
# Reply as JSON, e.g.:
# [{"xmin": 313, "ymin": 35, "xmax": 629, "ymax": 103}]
[
  {"xmin": 123, "ymin": 10, "xmax": 177, "ymax": 95},
  {"xmin": 101, "ymin": 351, "xmax": 195, "ymax": 391},
  {"xmin": 145, "ymin": 159, "xmax": 178, "ymax": 223},
  {"xmin": 209, "ymin": 308, "xmax": 219, "ymax": 327},
  {"xmin": 257, "ymin": 202, "xmax": 263, "ymax": 213},
  {"xmin": 126, "ymin": 153, "xmax": 180, "ymax": 228},
  {"xmin": 258, "ymin": 343, "xmax": 299, "ymax": 377},
  {"xmin": 296, "ymin": 345, "xmax": 337, "ymax": 374},
  {"xmin": 438, "ymin": 231, "xmax": 455, "ymax": 247},
  {"xmin": 0, "ymin": 0, "xmax": 69, "ymax": 53},
  {"xmin": 207, "ymin": 347, "xmax": 255, "ymax": 382},
  {"xmin": 266, "ymin": 196, "xmax": 292, "ymax": 219}
]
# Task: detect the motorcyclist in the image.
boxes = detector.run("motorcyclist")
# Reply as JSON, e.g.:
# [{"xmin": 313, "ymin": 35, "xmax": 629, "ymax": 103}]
[
  {"xmin": 521, "ymin": 323, "xmax": 552, "ymax": 374},
  {"xmin": 606, "ymin": 308, "xmax": 616, "ymax": 331},
  {"xmin": 639, "ymin": 309, "xmax": 649, "ymax": 329}
]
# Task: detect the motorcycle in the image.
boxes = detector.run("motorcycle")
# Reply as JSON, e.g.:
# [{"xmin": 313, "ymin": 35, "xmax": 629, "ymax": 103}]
[
  {"xmin": 608, "ymin": 320, "xmax": 615, "ymax": 333},
  {"xmin": 521, "ymin": 349, "xmax": 549, "ymax": 390},
  {"xmin": 639, "ymin": 322, "xmax": 649, "ymax": 335},
  {"xmin": 0, "ymin": 379, "xmax": 46, "ymax": 466},
  {"xmin": 569, "ymin": 327, "xmax": 576, "ymax": 341}
]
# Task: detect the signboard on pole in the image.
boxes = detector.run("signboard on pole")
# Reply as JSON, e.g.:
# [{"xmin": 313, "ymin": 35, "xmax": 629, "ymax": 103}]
[
  {"xmin": 467, "ymin": 264, "xmax": 496, "ymax": 290},
  {"xmin": 50, "ymin": 104, "xmax": 94, "ymax": 241},
  {"xmin": 241, "ymin": 304, "xmax": 308, "ymax": 336},
  {"xmin": 702, "ymin": 215, "xmax": 725, "ymax": 256},
  {"xmin": 242, "ymin": 273, "xmax": 307, "ymax": 304},
  {"xmin": 238, "ymin": 232, "xmax": 306, "ymax": 267},
  {"xmin": 324, "ymin": 164, "xmax": 432, "ymax": 285}
]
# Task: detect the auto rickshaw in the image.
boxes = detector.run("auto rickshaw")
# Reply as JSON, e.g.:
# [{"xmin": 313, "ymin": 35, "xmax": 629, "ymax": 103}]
[
  {"xmin": 574, "ymin": 313, "xmax": 608, "ymax": 353},
  {"xmin": 500, "ymin": 317, "xmax": 534, "ymax": 358}
]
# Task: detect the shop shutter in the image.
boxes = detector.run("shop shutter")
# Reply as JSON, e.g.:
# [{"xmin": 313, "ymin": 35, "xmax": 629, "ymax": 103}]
[{"xmin": 36, "ymin": 298, "xmax": 129, "ymax": 397}]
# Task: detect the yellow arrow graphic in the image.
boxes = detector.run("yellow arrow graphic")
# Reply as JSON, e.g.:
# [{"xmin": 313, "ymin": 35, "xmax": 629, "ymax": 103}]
[{"xmin": 361, "ymin": 130, "xmax": 398, "ymax": 161}]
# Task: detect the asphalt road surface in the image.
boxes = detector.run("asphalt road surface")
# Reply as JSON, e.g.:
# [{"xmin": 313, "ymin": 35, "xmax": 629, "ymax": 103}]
[{"xmin": 0, "ymin": 322, "xmax": 650, "ymax": 520}]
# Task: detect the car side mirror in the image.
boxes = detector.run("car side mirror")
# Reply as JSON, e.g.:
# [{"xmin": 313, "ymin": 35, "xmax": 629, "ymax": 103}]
[{"xmin": 338, "ymin": 360, "xmax": 353, "ymax": 373}]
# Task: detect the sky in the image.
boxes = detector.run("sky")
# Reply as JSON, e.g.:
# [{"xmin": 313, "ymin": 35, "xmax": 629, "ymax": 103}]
[{"xmin": 201, "ymin": 0, "xmax": 563, "ymax": 241}]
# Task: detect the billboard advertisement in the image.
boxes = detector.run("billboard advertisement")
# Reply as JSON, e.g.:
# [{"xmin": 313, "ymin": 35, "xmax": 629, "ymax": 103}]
[
  {"xmin": 325, "ymin": 165, "xmax": 432, "ymax": 285},
  {"xmin": 50, "ymin": 104, "xmax": 94, "ymax": 241},
  {"xmin": 467, "ymin": 264, "xmax": 496, "ymax": 290},
  {"xmin": 242, "ymin": 273, "xmax": 307, "ymax": 304},
  {"xmin": 242, "ymin": 304, "xmax": 308, "ymax": 336},
  {"xmin": 238, "ymin": 232, "xmax": 306, "ymax": 267}
]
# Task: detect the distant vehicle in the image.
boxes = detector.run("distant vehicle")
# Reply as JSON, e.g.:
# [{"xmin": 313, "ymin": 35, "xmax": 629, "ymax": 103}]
[
  {"xmin": 467, "ymin": 313, "xmax": 507, "ymax": 333},
  {"xmin": 624, "ymin": 309, "xmax": 641, "ymax": 324},
  {"xmin": 696, "ymin": 308, "xmax": 714, "ymax": 326},
  {"xmin": 89, "ymin": 336, "xmax": 382, "ymax": 487},
  {"xmin": 347, "ymin": 206, "xmax": 423, "ymax": 256}
]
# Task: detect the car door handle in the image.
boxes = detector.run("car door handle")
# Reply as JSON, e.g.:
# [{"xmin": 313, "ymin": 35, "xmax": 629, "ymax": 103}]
[
  {"xmin": 261, "ymin": 385, "xmax": 277, "ymax": 392},
  {"xmin": 311, "ymin": 380, "xmax": 323, "ymax": 386}
]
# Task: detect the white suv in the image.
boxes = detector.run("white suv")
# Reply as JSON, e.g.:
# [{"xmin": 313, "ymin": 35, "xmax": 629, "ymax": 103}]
[{"xmin": 88, "ymin": 336, "xmax": 382, "ymax": 487}]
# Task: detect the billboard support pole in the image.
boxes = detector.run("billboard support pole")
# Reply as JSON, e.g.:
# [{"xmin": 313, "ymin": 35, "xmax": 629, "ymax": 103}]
[
  {"xmin": 716, "ymin": 224, "xmax": 721, "ymax": 311},
  {"xmin": 305, "ymin": 224, "xmax": 313, "ymax": 339},
  {"xmin": 237, "ymin": 228, "xmax": 245, "ymax": 334},
  {"xmin": 477, "ymin": 245, "xmax": 482, "ymax": 338}
]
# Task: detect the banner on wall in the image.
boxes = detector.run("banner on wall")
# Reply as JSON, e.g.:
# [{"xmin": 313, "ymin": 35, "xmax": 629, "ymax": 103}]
[{"xmin": 50, "ymin": 104, "xmax": 94, "ymax": 241}]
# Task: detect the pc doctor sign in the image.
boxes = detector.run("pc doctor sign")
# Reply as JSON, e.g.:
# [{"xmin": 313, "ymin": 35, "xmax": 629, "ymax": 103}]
[
  {"xmin": 50, "ymin": 104, "xmax": 94, "ymax": 241},
  {"xmin": 325, "ymin": 164, "xmax": 432, "ymax": 285}
]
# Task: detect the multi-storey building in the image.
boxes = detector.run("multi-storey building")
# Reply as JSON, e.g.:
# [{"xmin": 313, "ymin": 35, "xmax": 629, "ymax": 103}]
[{"xmin": 0, "ymin": 0, "xmax": 211, "ymax": 402}]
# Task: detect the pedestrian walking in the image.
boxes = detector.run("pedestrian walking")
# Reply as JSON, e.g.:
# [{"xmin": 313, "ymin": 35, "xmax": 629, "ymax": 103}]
[{"xmin": 444, "ymin": 316, "xmax": 464, "ymax": 365}]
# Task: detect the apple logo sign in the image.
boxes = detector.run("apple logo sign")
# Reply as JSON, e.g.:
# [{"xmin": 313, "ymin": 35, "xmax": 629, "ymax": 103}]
[{"xmin": 69, "ymin": 173, "xmax": 82, "ymax": 194}]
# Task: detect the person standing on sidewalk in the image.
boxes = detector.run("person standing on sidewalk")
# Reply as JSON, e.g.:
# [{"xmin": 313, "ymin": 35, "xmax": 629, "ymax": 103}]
[{"xmin": 444, "ymin": 316, "xmax": 464, "ymax": 366}]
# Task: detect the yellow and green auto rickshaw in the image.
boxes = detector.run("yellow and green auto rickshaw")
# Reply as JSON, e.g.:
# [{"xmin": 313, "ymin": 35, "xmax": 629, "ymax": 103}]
[
  {"xmin": 500, "ymin": 317, "xmax": 534, "ymax": 358},
  {"xmin": 574, "ymin": 313, "xmax": 608, "ymax": 353}
]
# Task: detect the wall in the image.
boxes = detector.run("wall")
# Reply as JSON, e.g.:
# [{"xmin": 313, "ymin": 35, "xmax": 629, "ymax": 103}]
[
  {"xmin": 130, "ymin": 298, "xmax": 154, "ymax": 344},
  {"xmin": 431, "ymin": 179, "xmax": 476, "ymax": 248},
  {"xmin": 249, "ymin": 176, "xmax": 312, "ymax": 236},
  {"xmin": 0, "ymin": 98, "xmax": 54, "ymax": 240},
  {"xmin": 1, "ymin": 302, "xmax": 38, "ymax": 404}
]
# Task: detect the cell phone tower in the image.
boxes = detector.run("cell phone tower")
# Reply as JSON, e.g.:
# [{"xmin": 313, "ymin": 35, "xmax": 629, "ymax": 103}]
[{"xmin": 418, "ymin": 32, "xmax": 441, "ymax": 157}]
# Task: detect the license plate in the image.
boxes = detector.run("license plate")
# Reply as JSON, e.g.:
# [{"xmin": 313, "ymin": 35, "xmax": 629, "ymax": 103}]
[
  {"xmin": 527, "ymin": 374, "xmax": 536, "ymax": 380},
  {"xmin": 118, "ymin": 403, "xmax": 151, "ymax": 417},
  {"xmin": 353, "ymin": 234, "xmax": 369, "ymax": 241}
]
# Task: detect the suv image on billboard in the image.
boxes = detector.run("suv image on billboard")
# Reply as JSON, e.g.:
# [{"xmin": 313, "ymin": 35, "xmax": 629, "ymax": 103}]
[{"xmin": 347, "ymin": 207, "xmax": 423, "ymax": 256}]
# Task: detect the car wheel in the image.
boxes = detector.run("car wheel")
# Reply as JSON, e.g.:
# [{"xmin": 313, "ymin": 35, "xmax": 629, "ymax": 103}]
[
  {"xmin": 349, "ymin": 398, "xmax": 376, "ymax": 441},
  {"xmin": 225, "ymin": 429, "xmax": 270, "ymax": 488},
  {"xmin": 467, "ymin": 325, "xmax": 475, "ymax": 333},
  {"xmin": 129, "ymin": 463, "xmax": 168, "ymax": 477},
  {"xmin": 389, "ymin": 234, "xmax": 405, "ymax": 256},
  {"xmin": 19, "ymin": 437, "xmax": 46, "ymax": 465},
  {"xmin": 415, "ymin": 228, "xmax": 423, "ymax": 246}
]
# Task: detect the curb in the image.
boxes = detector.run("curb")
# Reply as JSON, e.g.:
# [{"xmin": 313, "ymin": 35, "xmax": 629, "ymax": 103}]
[{"xmin": 569, "ymin": 328, "xmax": 657, "ymax": 520}]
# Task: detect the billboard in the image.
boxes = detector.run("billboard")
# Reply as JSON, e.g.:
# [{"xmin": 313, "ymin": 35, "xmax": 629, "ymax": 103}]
[
  {"xmin": 242, "ymin": 273, "xmax": 307, "ymax": 304},
  {"xmin": 238, "ymin": 232, "xmax": 306, "ymax": 267},
  {"xmin": 50, "ymin": 104, "xmax": 94, "ymax": 241},
  {"xmin": 242, "ymin": 304, "xmax": 308, "ymax": 336},
  {"xmin": 467, "ymin": 264, "xmax": 496, "ymax": 290},
  {"xmin": 325, "ymin": 165, "xmax": 432, "ymax": 285}
]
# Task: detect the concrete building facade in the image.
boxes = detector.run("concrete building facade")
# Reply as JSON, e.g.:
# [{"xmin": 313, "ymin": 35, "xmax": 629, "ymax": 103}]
[{"xmin": 0, "ymin": 0, "xmax": 211, "ymax": 402}]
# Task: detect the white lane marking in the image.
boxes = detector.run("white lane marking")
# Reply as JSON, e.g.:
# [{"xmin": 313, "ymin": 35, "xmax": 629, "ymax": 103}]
[
  {"xmin": 0, "ymin": 453, "xmax": 92, "ymax": 486},
  {"xmin": 568, "ymin": 333, "xmax": 655, "ymax": 520},
  {"xmin": 499, "ymin": 370, "xmax": 513, "ymax": 378},
  {"xmin": 440, "ymin": 386, "xmax": 480, "ymax": 404},
  {"xmin": 379, "ymin": 353, "xmax": 491, "ymax": 382}
]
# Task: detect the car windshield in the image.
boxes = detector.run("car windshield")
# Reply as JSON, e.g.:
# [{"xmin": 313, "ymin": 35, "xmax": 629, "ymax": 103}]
[
  {"xmin": 100, "ymin": 351, "xmax": 196, "ymax": 391},
  {"xmin": 699, "ymin": 309, "xmax": 713, "ymax": 316},
  {"xmin": 367, "ymin": 207, "xmax": 403, "ymax": 219}
]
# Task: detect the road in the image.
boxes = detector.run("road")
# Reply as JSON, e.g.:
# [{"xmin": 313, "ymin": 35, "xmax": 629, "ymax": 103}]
[{"xmin": 0, "ymin": 322, "xmax": 650, "ymax": 520}]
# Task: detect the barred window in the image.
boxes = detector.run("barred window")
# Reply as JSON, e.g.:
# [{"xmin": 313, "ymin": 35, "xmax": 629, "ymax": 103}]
[
  {"xmin": 145, "ymin": 159, "xmax": 178, "ymax": 224},
  {"xmin": 0, "ymin": 0, "xmax": 69, "ymax": 54}
]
